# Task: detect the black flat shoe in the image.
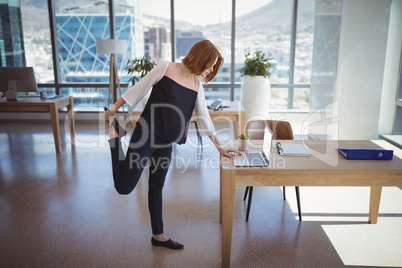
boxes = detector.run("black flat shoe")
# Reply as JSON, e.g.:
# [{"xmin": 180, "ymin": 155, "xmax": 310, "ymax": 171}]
[
  {"xmin": 104, "ymin": 107, "xmax": 127, "ymax": 138},
  {"xmin": 151, "ymin": 237, "xmax": 184, "ymax": 250}
]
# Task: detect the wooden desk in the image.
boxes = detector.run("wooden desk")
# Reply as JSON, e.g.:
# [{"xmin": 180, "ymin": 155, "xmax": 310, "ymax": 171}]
[
  {"xmin": 219, "ymin": 139, "xmax": 402, "ymax": 267},
  {"xmin": 0, "ymin": 96, "xmax": 75, "ymax": 153},
  {"xmin": 131, "ymin": 101, "xmax": 246, "ymax": 138}
]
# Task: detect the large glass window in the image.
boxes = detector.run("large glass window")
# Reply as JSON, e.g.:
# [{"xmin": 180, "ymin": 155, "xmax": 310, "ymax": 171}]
[
  {"xmin": 174, "ymin": 0, "xmax": 231, "ymax": 63},
  {"xmin": 235, "ymin": 0, "xmax": 293, "ymax": 108},
  {"xmin": 1, "ymin": 0, "xmax": 25, "ymax": 67},
  {"xmin": 5, "ymin": 0, "xmax": 315, "ymax": 111},
  {"xmin": 55, "ymin": 0, "xmax": 111, "ymax": 83},
  {"xmin": 138, "ymin": 0, "xmax": 171, "ymax": 65},
  {"xmin": 295, "ymin": 0, "xmax": 315, "ymax": 84},
  {"xmin": 55, "ymin": 0, "xmax": 134, "ymax": 109},
  {"xmin": 61, "ymin": 87, "xmax": 107, "ymax": 109},
  {"xmin": 175, "ymin": 0, "xmax": 232, "ymax": 100},
  {"xmin": 54, "ymin": 1, "xmax": 102, "ymax": 108},
  {"xmin": 293, "ymin": 0, "xmax": 315, "ymax": 110},
  {"xmin": 114, "ymin": 0, "xmax": 144, "ymax": 80},
  {"xmin": 18, "ymin": 0, "xmax": 54, "ymax": 83}
]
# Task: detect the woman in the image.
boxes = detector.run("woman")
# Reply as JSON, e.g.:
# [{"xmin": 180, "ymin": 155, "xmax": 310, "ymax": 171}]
[{"xmin": 104, "ymin": 40, "xmax": 240, "ymax": 250}]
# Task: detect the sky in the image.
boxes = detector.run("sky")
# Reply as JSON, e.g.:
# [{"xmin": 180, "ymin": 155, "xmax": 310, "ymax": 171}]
[{"xmin": 139, "ymin": 0, "xmax": 273, "ymax": 26}]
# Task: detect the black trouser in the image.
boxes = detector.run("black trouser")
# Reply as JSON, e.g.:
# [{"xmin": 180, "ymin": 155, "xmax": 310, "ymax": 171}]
[{"xmin": 109, "ymin": 126, "xmax": 172, "ymax": 235}]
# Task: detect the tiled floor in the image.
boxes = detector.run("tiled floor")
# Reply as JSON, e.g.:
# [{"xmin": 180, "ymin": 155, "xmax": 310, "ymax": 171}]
[{"xmin": 1, "ymin": 122, "xmax": 401, "ymax": 267}]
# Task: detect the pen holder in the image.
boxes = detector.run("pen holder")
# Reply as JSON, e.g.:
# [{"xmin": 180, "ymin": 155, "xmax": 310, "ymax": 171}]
[
  {"xmin": 40, "ymin": 91, "xmax": 46, "ymax": 99},
  {"xmin": 238, "ymin": 139, "xmax": 249, "ymax": 151}
]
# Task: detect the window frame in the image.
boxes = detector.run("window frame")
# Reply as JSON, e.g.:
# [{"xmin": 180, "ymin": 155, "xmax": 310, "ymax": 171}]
[{"xmin": 42, "ymin": 0, "xmax": 309, "ymax": 110}]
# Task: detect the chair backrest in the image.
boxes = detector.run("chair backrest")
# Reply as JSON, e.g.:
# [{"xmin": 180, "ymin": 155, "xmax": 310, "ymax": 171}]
[{"xmin": 246, "ymin": 120, "xmax": 294, "ymax": 140}]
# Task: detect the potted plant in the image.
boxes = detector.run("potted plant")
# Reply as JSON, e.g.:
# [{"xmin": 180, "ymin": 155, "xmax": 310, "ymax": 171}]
[
  {"xmin": 238, "ymin": 133, "xmax": 250, "ymax": 151},
  {"xmin": 125, "ymin": 55, "xmax": 155, "ymax": 86},
  {"xmin": 240, "ymin": 51, "xmax": 273, "ymax": 121}
]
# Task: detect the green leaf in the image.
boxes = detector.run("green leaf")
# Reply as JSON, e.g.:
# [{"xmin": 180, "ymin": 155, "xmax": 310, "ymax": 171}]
[
  {"xmin": 238, "ymin": 133, "xmax": 249, "ymax": 139},
  {"xmin": 240, "ymin": 51, "xmax": 273, "ymax": 78},
  {"xmin": 125, "ymin": 56, "xmax": 156, "ymax": 86}
]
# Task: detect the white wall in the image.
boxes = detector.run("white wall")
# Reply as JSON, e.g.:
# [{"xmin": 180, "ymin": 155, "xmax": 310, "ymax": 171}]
[
  {"xmin": 378, "ymin": 0, "xmax": 402, "ymax": 135},
  {"xmin": 336, "ymin": 0, "xmax": 392, "ymax": 140}
]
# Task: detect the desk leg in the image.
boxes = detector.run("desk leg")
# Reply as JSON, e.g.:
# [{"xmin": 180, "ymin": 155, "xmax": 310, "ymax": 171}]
[
  {"xmin": 369, "ymin": 186, "xmax": 382, "ymax": 224},
  {"xmin": 67, "ymin": 97, "xmax": 75, "ymax": 141},
  {"xmin": 49, "ymin": 103, "xmax": 61, "ymax": 153},
  {"xmin": 221, "ymin": 168, "xmax": 235, "ymax": 268}
]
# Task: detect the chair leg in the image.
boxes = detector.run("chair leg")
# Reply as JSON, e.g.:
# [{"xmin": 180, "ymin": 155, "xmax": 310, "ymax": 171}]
[
  {"xmin": 245, "ymin": 187, "xmax": 254, "ymax": 222},
  {"xmin": 243, "ymin": 186, "xmax": 249, "ymax": 201},
  {"xmin": 295, "ymin": 186, "xmax": 302, "ymax": 221},
  {"xmin": 283, "ymin": 186, "xmax": 286, "ymax": 200}
]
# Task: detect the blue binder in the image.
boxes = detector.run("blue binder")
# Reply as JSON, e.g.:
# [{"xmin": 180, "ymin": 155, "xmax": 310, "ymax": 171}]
[{"xmin": 336, "ymin": 148, "xmax": 393, "ymax": 160}]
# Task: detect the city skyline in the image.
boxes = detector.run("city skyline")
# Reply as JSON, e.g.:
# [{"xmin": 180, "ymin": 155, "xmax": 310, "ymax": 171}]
[{"xmin": 14, "ymin": 0, "xmax": 314, "ymax": 109}]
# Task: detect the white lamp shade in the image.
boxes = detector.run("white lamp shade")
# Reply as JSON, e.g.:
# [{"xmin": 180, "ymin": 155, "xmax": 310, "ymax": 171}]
[{"xmin": 96, "ymin": 39, "xmax": 127, "ymax": 54}]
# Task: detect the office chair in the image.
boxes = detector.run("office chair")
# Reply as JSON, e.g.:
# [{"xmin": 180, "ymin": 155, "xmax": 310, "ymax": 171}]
[{"xmin": 243, "ymin": 120, "xmax": 302, "ymax": 221}]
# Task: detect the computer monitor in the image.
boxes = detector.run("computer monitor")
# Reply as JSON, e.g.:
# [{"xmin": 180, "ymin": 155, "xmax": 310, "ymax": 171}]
[{"xmin": 0, "ymin": 67, "xmax": 38, "ymax": 93}]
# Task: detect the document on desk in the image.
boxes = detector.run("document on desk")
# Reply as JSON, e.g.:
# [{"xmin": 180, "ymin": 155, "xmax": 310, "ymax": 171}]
[
  {"xmin": 336, "ymin": 148, "xmax": 393, "ymax": 160},
  {"xmin": 276, "ymin": 142, "xmax": 311, "ymax": 156}
]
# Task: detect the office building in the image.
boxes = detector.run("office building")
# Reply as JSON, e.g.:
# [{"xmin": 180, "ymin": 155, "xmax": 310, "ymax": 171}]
[
  {"xmin": 144, "ymin": 26, "xmax": 170, "ymax": 64},
  {"xmin": 56, "ymin": 1, "xmax": 143, "ymax": 83},
  {"xmin": 175, "ymin": 30, "xmax": 204, "ymax": 59},
  {"xmin": 55, "ymin": 0, "xmax": 143, "ymax": 107},
  {"xmin": 0, "ymin": 0, "xmax": 26, "ymax": 66}
]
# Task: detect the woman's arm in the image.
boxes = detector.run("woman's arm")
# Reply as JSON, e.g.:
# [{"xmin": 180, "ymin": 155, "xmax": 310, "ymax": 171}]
[
  {"xmin": 121, "ymin": 61, "xmax": 168, "ymax": 107},
  {"xmin": 194, "ymin": 83, "xmax": 240, "ymax": 158},
  {"xmin": 103, "ymin": 61, "xmax": 169, "ymax": 122},
  {"xmin": 193, "ymin": 83, "xmax": 216, "ymax": 136},
  {"xmin": 209, "ymin": 134, "xmax": 241, "ymax": 158}
]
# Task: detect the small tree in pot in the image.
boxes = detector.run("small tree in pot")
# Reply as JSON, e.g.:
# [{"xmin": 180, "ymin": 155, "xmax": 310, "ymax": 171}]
[
  {"xmin": 240, "ymin": 51, "xmax": 273, "ymax": 78},
  {"xmin": 240, "ymin": 51, "xmax": 273, "ymax": 122}
]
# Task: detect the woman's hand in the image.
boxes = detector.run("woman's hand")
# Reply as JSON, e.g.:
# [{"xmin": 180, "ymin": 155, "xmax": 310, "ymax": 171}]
[
  {"xmin": 103, "ymin": 107, "xmax": 115, "ymax": 123},
  {"xmin": 208, "ymin": 134, "xmax": 241, "ymax": 158},
  {"xmin": 219, "ymin": 148, "xmax": 242, "ymax": 158}
]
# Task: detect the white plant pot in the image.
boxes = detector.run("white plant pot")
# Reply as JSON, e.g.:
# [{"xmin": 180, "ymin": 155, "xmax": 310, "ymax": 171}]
[
  {"xmin": 238, "ymin": 139, "xmax": 249, "ymax": 151},
  {"xmin": 241, "ymin": 75, "xmax": 271, "ymax": 121}
]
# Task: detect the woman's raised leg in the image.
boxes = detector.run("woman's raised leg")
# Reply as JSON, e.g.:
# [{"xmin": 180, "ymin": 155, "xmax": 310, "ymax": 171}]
[{"xmin": 108, "ymin": 126, "xmax": 154, "ymax": 195}]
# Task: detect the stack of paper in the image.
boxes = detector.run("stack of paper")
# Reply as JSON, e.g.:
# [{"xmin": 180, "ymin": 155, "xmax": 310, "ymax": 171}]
[{"xmin": 276, "ymin": 142, "xmax": 311, "ymax": 156}]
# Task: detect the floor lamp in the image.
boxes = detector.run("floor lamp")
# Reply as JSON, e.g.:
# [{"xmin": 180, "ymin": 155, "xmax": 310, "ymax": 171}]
[{"xmin": 96, "ymin": 39, "xmax": 127, "ymax": 108}]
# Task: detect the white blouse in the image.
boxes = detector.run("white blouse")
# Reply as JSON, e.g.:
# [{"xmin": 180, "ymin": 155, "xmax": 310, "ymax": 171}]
[{"xmin": 121, "ymin": 61, "xmax": 216, "ymax": 137}]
